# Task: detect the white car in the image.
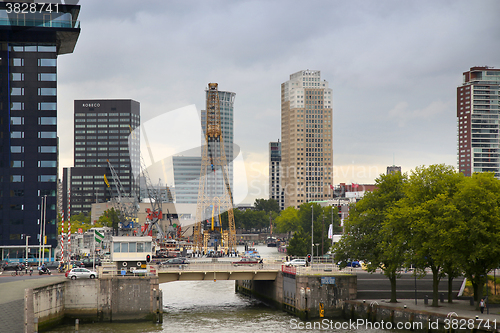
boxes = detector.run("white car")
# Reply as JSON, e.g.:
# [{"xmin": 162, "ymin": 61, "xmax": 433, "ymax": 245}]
[
  {"xmin": 66, "ymin": 268, "xmax": 97, "ymax": 280},
  {"xmin": 285, "ymin": 259, "xmax": 307, "ymax": 267}
]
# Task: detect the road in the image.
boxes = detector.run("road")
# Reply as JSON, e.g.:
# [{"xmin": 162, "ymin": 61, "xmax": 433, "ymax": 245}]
[{"xmin": 354, "ymin": 268, "xmax": 465, "ymax": 300}]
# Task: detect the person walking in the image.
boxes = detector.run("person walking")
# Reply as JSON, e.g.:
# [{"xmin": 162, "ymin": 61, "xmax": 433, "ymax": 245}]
[{"xmin": 480, "ymin": 299, "xmax": 485, "ymax": 314}]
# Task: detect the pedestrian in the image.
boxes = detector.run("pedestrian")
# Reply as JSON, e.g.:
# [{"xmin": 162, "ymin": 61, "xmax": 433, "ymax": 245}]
[{"xmin": 480, "ymin": 299, "xmax": 485, "ymax": 314}]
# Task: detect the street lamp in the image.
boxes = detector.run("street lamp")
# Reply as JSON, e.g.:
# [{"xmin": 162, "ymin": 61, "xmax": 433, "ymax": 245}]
[
  {"xmin": 40, "ymin": 195, "xmax": 47, "ymax": 266},
  {"xmin": 311, "ymin": 204, "xmax": 314, "ymax": 265},
  {"xmin": 25, "ymin": 235, "xmax": 31, "ymax": 271}
]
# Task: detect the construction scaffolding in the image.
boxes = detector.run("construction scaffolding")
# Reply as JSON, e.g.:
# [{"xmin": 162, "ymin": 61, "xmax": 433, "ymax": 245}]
[{"xmin": 194, "ymin": 83, "xmax": 236, "ymax": 254}]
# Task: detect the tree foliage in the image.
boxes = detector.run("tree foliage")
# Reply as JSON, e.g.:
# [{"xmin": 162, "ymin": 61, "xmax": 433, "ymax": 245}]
[
  {"xmin": 334, "ymin": 164, "xmax": 500, "ymax": 306},
  {"xmin": 334, "ymin": 171, "xmax": 407, "ymax": 302},
  {"xmin": 223, "ymin": 208, "xmax": 270, "ymax": 231},
  {"xmin": 58, "ymin": 212, "xmax": 91, "ymax": 234},
  {"xmin": 286, "ymin": 202, "xmax": 341, "ymax": 257},
  {"xmin": 453, "ymin": 173, "xmax": 500, "ymax": 308},
  {"xmin": 254, "ymin": 198, "xmax": 280, "ymax": 213},
  {"xmin": 393, "ymin": 164, "xmax": 463, "ymax": 306}
]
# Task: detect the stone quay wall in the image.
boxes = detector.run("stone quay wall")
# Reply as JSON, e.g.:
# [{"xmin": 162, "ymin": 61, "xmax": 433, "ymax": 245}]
[{"xmin": 24, "ymin": 276, "xmax": 161, "ymax": 333}]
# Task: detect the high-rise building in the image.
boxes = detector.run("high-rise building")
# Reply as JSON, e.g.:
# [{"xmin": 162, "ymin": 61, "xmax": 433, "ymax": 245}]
[
  {"xmin": 281, "ymin": 70, "xmax": 333, "ymax": 208},
  {"xmin": 269, "ymin": 141, "xmax": 284, "ymax": 210},
  {"xmin": 172, "ymin": 156, "xmax": 202, "ymax": 204},
  {"xmin": 67, "ymin": 100, "xmax": 140, "ymax": 216},
  {"xmin": 457, "ymin": 67, "xmax": 500, "ymax": 177},
  {"xmin": 387, "ymin": 165, "xmax": 402, "ymax": 175},
  {"xmin": 0, "ymin": 3, "xmax": 80, "ymax": 249},
  {"xmin": 200, "ymin": 89, "xmax": 235, "ymax": 196},
  {"xmin": 172, "ymin": 88, "xmax": 235, "ymax": 204}
]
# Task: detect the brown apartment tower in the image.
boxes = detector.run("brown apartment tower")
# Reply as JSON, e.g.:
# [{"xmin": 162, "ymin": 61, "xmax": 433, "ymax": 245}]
[
  {"xmin": 281, "ymin": 70, "xmax": 333, "ymax": 208},
  {"xmin": 457, "ymin": 67, "xmax": 500, "ymax": 178}
]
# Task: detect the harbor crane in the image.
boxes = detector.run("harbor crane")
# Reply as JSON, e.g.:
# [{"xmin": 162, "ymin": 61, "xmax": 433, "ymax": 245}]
[
  {"xmin": 106, "ymin": 160, "xmax": 139, "ymax": 231},
  {"xmin": 194, "ymin": 83, "xmax": 236, "ymax": 254},
  {"xmin": 139, "ymin": 155, "xmax": 165, "ymax": 240}
]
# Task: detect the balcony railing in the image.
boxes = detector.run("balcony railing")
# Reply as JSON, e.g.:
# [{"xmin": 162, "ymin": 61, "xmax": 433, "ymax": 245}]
[{"xmin": 0, "ymin": 18, "xmax": 79, "ymax": 29}]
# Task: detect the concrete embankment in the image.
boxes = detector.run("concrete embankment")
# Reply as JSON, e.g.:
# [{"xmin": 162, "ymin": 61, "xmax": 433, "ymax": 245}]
[
  {"xmin": 344, "ymin": 299, "xmax": 500, "ymax": 333},
  {"xmin": 16, "ymin": 276, "xmax": 162, "ymax": 332},
  {"xmin": 235, "ymin": 268, "xmax": 357, "ymax": 320},
  {"xmin": 0, "ymin": 275, "xmax": 67, "ymax": 333}
]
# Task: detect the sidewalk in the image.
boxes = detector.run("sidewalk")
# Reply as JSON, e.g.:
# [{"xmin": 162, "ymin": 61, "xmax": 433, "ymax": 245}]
[
  {"xmin": 0, "ymin": 275, "xmax": 66, "ymax": 333},
  {"xmin": 355, "ymin": 298, "xmax": 500, "ymax": 321}
]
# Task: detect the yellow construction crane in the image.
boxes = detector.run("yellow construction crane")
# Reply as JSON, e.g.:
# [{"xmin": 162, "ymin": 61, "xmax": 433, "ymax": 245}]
[{"xmin": 194, "ymin": 83, "xmax": 236, "ymax": 254}]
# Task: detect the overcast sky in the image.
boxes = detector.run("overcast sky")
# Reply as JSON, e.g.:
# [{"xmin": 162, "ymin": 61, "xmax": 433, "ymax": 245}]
[{"xmin": 57, "ymin": 0, "xmax": 500, "ymax": 205}]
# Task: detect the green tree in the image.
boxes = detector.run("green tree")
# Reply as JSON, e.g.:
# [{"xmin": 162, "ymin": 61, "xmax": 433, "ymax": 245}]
[
  {"xmin": 254, "ymin": 198, "xmax": 280, "ymax": 213},
  {"xmin": 58, "ymin": 212, "xmax": 92, "ymax": 234},
  {"xmin": 287, "ymin": 229, "xmax": 310, "ymax": 256},
  {"xmin": 453, "ymin": 173, "xmax": 500, "ymax": 309},
  {"xmin": 396, "ymin": 164, "xmax": 463, "ymax": 307},
  {"xmin": 227, "ymin": 208, "xmax": 269, "ymax": 231},
  {"xmin": 274, "ymin": 206, "xmax": 299, "ymax": 236},
  {"xmin": 285, "ymin": 202, "xmax": 336, "ymax": 257},
  {"xmin": 334, "ymin": 171, "xmax": 407, "ymax": 303},
  {"xmin": 95, "ymin": 213, "xmax": 112, "ymax": 228},
  {"xmin": 106, "ymin": 208, "xmax": 121, "ymax": 235}
]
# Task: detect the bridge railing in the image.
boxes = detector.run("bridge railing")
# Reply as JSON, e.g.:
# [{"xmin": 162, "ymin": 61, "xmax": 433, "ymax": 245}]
[
  {"xmin": 296, "ymin": 264, "xmax": 354, "ymax": 275},
  {"xmin": 155, "ymin": 262, "xmax": 355, "ymax": 275},
  {"xmin": 156, "ymin": 262, "xmax": 283, "ymax": 272}
]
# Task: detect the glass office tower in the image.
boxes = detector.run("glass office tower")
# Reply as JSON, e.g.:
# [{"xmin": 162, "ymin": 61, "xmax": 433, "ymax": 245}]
[{"xmin": 0, "ymin": 2, "xmax": 81, "ymax": 249}]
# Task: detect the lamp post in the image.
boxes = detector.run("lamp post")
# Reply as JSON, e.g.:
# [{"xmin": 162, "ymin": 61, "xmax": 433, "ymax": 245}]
[
  {"xmin": 311, "ymin": 204, "xmax": 314, "ymax": 266},
  {"xmin": 25, "ymin": 235, "xmax": 31, "ymax": 271},
  {"xmin": 41, "ymin": 195, "xmax": 47, "ymax": 265},
  {"xmin": 38, "ymin": 197, "xmax": 43, "ymax": 267}
]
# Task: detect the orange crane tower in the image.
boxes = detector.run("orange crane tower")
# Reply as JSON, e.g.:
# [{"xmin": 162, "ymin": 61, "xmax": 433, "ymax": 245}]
[{"xmin": 194, "ymin": 83, "xmax": 236, "ymax": 254}]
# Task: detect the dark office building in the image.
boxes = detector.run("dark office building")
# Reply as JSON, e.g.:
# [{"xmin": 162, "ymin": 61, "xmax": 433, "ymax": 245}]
[
  {"xmin": 387, "ymin": 165, "xmax": 402, "ymax": 175},
  {"xmin": 0, "ymin": 3, "xmax": 80, "ymax": 249},
  {"xmin": 68, "ymin": 100, "xmax": 140, "ymax": 216},
  {"xmin": 269, "ymin": 141, "xmax": 284, "ymax": 210}
]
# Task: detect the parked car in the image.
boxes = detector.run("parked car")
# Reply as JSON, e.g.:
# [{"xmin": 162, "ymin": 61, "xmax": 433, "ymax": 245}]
[
  {"xmin": 159, "ymin": 258, "xmax": 189, "ymax": 267},
  {"xmin": 81, "ymin": 258, "xmax": 101, "ymax": 267},
  {"xmin": 338, "ymin": 260, "xmax": 361, "ymax": 268},
  {"xmin": 66, "ymin": 268, "xmax": 97, "ymax": 280},
  {"xmin": 285, "ymin": 259, "xmax": 307, "ymax": 267},
  {"xmin": 69, "ymin": 260, "xmax": 85, "ymax": 269},
  {"xmin": 233, "ymin": 257, "xmax": 259, "ymax": 266}
]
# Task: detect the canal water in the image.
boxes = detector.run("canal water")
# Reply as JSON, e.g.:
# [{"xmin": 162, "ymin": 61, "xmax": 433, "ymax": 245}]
[{"xmin": 46, "ymin": 245, "xmax": 395, "ymax": 333}]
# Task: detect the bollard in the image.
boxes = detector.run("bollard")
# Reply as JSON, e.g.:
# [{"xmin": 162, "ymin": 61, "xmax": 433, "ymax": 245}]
[
  {"xmin": 75, "ymin": 318, "xmax": 79, "ymax": 331},
  {"xmin": 440, "ymin": 293, "xmax": 444, "ymax": 303},
  {"xmin": 424, "ymin": 295, "xmax": 428, "ymax": 305},
  {"xmin": 404, "ymin": 305, "xmax": 407, "ymax": 309},
  {"xmin": 34, "ymin": 317, "xmax": 38, "ymax": 333}
]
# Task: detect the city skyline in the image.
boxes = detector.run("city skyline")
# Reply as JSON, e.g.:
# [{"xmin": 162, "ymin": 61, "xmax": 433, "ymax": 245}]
[{"xmin": 55, "ymin": 0, "xmax": 500, "ymax": 204}]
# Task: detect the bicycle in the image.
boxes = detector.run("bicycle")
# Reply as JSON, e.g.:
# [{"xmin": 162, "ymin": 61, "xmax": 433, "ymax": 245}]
[{"xmin": 11, "ymin": 270, "xmax": 25, "ymax": 276}]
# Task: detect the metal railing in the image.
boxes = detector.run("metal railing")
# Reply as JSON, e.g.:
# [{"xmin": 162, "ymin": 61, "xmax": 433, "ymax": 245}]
[
  {"xmin": 0, "ymin": 18, "xmax": 79, "ymax": 29},
  {"xmin": 157, "ymin": 262, "xmax": 283, "ymax": 272},
  {"xmin": 156, "ymin": 262, "xmax": 355, "ymax": 275},
  {"xmin": 98, "ymin": 261, "xmax": 357, "ymax": 277}
]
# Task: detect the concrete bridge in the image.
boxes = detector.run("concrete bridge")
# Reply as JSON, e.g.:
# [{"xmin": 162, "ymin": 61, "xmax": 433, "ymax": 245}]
[{"xmin": 155, "ymin": 262, "xmax": 342, "ymax": 284}]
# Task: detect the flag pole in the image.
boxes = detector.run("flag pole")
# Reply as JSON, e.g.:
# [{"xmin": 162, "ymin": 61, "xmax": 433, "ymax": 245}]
[{"xmin": 93, "ymin": 229, "xmax": 95, "ymax": 272}]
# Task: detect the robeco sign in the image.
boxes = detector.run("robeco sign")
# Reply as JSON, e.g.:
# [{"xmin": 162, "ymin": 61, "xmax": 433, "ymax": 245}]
[{"xmin": 82, "ymin": 103, "xmax": 100, "ymax": 107}]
